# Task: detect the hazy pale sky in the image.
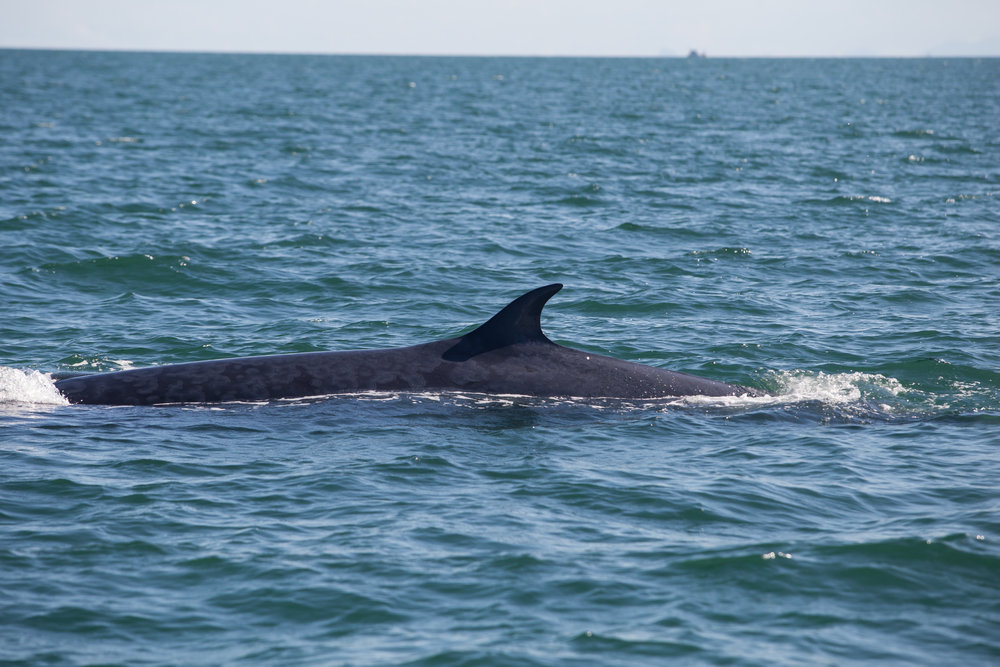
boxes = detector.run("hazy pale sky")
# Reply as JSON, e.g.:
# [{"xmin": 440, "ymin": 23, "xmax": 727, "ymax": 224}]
[{"xmin": 2, "ymin": 0, "xmax": 999, "ymax": 57}]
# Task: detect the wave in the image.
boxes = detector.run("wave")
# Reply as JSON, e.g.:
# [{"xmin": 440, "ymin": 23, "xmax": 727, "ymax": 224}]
[
  {"xmin": 0, "ymin": 367, "xmax": 68, "ymax": 407},
  {"xmin": 799, "ymin": 194, "xmax": 893, "ymax": 206},
  {"xmin": 665, "ymin": 369, "xmax": 977, "ymax": 423}
]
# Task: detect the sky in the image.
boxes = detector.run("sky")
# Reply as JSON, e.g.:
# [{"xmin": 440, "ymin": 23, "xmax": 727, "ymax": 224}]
[{"xmin": 2, "ymin": 0, "xmax": 999, "ymax": 57}]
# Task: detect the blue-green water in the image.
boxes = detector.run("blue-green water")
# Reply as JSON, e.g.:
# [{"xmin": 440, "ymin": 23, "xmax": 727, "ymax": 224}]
[{"xmin": 2, "ymin": 51, "xmax": 999, "ymax": 665}]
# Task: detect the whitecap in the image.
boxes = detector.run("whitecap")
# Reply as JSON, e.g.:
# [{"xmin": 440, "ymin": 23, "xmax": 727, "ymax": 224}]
[{"xmin": 0, "ymin": 367, "xmax": 68, "ymax": 406}]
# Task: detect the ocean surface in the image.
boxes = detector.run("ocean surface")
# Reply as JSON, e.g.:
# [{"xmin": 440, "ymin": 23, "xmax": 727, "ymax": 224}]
[{"xmin": 1, "ymin": 50, "xmax": 998, "ymax": 665}]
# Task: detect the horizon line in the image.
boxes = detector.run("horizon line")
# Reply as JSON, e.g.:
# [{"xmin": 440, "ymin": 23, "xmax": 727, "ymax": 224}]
[{"xmin": 2, "ymin": 46, "xmax": 998, "ymax": 59}]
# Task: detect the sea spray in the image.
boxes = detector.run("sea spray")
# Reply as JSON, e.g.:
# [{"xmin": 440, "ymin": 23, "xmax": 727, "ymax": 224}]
[{"xmin": 0, "ymin": 367, "xmax": 69, "ymax": 406}]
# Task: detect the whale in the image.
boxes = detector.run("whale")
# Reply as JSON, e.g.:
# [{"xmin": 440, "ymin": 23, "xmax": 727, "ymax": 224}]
[{"xmin": 53, "ymin": 284, "xmax": 763, "ymax": 405}]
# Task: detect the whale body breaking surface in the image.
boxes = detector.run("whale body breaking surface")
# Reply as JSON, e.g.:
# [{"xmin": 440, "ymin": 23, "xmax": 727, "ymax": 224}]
[{"xmin": 54, "ymin": 284, "xmax": 764, "ymax": 405}]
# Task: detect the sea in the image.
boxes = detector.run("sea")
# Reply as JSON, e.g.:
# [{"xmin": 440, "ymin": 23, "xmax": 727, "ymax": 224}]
[{"xmin": 1, "ymin": 50, "xmax": 998, "ymax": 665}]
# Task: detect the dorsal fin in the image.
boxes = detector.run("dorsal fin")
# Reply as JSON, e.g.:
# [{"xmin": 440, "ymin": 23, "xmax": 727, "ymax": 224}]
[{"xmin": 442, "ymin": 284, "xmax": 562, "ymax": 361}]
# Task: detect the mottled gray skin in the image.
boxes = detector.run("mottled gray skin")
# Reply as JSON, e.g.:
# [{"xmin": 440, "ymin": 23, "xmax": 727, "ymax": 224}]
[{"xmin": 55, "ymin": 284, "xmax": 763, "ymax": 405}]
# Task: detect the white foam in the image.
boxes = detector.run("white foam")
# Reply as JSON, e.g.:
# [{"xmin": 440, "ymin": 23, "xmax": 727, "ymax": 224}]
[
  {"xmin": 261, "ymin": 377, "xmax": 915, "ymax": 413},
  {"xmin": 0, "ymin": 367, "xmax": 69, "ymax": 406},
  {"xmin": 672, "ymin": 370, "xmax": 908, "ymax": 411},
  {"xmin": 769, "ymin": 370, "xmax": 905, "ymax": 404}
]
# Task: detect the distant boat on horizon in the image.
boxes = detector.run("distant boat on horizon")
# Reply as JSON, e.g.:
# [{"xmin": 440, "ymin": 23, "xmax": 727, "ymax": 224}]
[{"xmin": 687, "ymin": 49, "xmax": 707, "ymax": 58}]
